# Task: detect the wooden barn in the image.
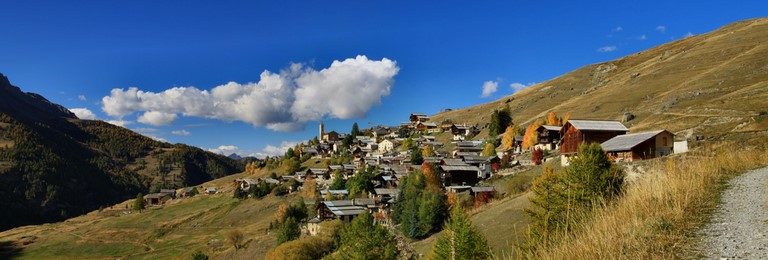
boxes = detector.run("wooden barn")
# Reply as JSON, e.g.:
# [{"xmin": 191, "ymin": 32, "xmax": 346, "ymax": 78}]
[
  {"xmin": 601, "ymin": 130, "xmax": 675, "ymax": 162},
  {"xmin": 560, "ymin": 120, "xmax": 629, "ymax": 165}
]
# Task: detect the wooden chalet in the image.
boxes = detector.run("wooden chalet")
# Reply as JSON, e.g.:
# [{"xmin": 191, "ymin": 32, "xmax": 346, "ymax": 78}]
[
  {"xmin": 317, "ymin": 199, "xmax": 376, "ymax": 222},
  {"xmin": 601, "ymin": 130, "xmax": 674, "ymax": 162},
  {"xmin": 440, "ymin": 165, "xmax": 481, "ymax": 186},
  {"xmin": 536, "ymin": 125, "xmax": 562, "ymax": 151},
  {"xmin": 409, "ymin": 113, "xmax": 430, "ymax": 123},
  {"xmin": 145, "ymin": 193, "xmax": 172, "ymax": 206},
  {"xmin": 560, "ymin": 120, "xmax": 629, "ymax": 165}
]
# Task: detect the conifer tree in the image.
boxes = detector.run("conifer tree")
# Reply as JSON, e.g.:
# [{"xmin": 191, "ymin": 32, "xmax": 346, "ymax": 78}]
[
  {"xmin": 334, "ymin": 212, "xmax": 398, "ymax": 260},
  {"xmin": 428, "ymin": 205, "xmax": 491, "ymax": 260},
  {"xmin": 133, "ymin": 193, "xmax": 145, "ymax": 212}
]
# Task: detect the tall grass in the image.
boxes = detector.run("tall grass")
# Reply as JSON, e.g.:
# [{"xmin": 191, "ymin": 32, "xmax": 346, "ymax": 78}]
[{"xmin": 521, "ymin": 138, "xmax": 768, "ymax": 259}]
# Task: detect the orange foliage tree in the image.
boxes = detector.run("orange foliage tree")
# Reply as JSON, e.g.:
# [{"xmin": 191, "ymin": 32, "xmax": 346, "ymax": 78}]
[
  {"xmin": 562, "ymin": 112, "xmax": 571, "ymax": 124},
  {"xmin": 522, "ymin": 121, "xmax": 542, "ymax": 150},
  {"xmin": 546, "ymin": 111, "xmax": 561, "ymax": 126},
  {"xmin": 422, "ymin": 162, "xmax": 440, "ymax": 191}
]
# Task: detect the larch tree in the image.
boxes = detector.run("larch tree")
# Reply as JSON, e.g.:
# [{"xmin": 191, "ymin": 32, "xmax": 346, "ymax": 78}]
[
  {"xmin": 546, "ymin": 111, "xmax": 561, "ymax": 126},
  {"xmin": 562, "ymin": 112, "xmax": 571, "ymax": 124},
  {"xmin": 422, "ymin": 162, "xmax": 440, "ymax": 191},
  {"xmin": 501, "ymin": 125, "xmax": 518, "ymax": 150},
  {"xmin": 422, "ymin": 145, "xmax": 435, "ymax": 157},
  {"xmin": 522, "ymin": 121, "xmax": 542, "ymax": 150},
  {"xmin": 133, "ymin": 193, "xmax": 145, "ymax": 212},
  {"xmin": 481, "ymin": 143, "xmax": 496, "ymax": 157}
]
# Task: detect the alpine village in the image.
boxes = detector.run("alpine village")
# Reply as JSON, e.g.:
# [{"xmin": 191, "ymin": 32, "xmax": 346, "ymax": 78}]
[{"xmin": 2, "ymin": 11, "xmax": 768, "ymax": 260}]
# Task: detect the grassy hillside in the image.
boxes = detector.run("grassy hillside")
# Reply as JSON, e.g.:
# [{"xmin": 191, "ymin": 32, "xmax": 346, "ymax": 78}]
[
  {"xmin": 432, "ymin": 18, "xmax": 768, "ymax": 139},
  {"xmin": 0, "ymin": 172, "xmax": 293, "ymax": 259}
]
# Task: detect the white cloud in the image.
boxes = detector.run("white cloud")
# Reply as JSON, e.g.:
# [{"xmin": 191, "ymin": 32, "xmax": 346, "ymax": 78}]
[
  {"xmin": 101, "ymin": 55, "xmax": 399, "ymax": 132},
  {"xmin": 656, "ymin": 25, "xmax": 667, "ymax": 33},
  {"xmin": 133, "ymin": 127, "xmax": 158, "ymax": 133},
  {"xmin": 258, "ymin": 141, "xmax": 301, "ymax": 158},
  {"xmin": 208, "ymin": 145, "xmax": 248, "ymax": 155},
  {"xmin": 612, "ymin": 26, "xmax": 623, "ymax": 32},
  {"xmin": 78, "ymin": 95, "xmax": 87, "ymax": 101},
  {"xmin": 137, "ymin": 111, "xmax": 178, "ymax": 126},
  {"xmin": 171, "ymin": 129, "xmax": 191, "ymax": 136},
  {"xmin": 106, "ymin": 120, "xmax": 132, "ymax": 127},
  {"xmin": 634, "ymin": 34, "xmax": 647, "ymax": 40},
  {"xmin": 480, "ymin": 81, "xmax": 499, "ymax": 98},
  {"xmin": 69, "ymin": 108, "xmax": 97, "ymax": 120},
  {"xmin": 510, "ymin": 82, "xmax": 529, "ymax": 93},
  {"xmin": 597, "ymin": 46, "xmax": 617, "ymax": 52},
  {"xmin": 683, "ymin": 32, "xmax": 694, "ymax": 38}
]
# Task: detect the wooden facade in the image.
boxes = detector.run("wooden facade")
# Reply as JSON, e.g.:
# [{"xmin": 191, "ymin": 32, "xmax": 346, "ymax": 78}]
[{"xmin": 560, "ymin": 124, "xmax": 627, "ymax": 154}]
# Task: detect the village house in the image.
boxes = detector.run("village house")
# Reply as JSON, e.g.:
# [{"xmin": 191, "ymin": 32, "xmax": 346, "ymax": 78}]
[
  {"xmin": 560, "ymin": 120, "xmax": 629, "ymax": 165},
  {"xmin": 463, "ymin": 155, "xmax": 499, "ymax": 179},
  {"xmin": 378, "ymin": 139, "xmax": 399, "ymax": 152},
  {"xmin": 440, "ymin": 165, "xmax": 482, "ymax": 186},
  {"xmin": 409, "ymin": 113, "xmax": 430, "ymax": 123},
  {"xmin": 234, "ymin": 178, "xmax": 259, "ymax": 191},
  {"xmin": 536, "ymin": 125, "xmax": 562, "ymax": 151},
  {"xmin": 415, "ymin": 121, "xmax": 440, "ymax": 133},
  {"xmin": 451, "ymin": 124, "xmax": 477, "ymax": 141},
  {"xmin": 320, "ymin": 189, "xmax": 350, "ymax": 200},
  {"xmin": 317, "ymin": 199, "xmax": 376, "ymax": 222},
  {"xmin": 601, "ymin": 130, "xmax": 675, "ymax": 162},
  {"xmin": 144, "ymin": 192, "xmax": 173, "ymax": 206},
  {"xmin": 470, "ymin": 186, "xmax": 496, "ymax": 205},
  {"xmin": 206, "ymin": 187, "xmax": 217, "ymax": 194}
]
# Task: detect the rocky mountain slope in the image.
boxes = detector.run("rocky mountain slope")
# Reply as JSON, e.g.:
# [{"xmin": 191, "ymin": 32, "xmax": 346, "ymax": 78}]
[
  {"xmin": 0, "ymin": 74, "xmax": 243, "ymax": 231},
  {"xmin": 433, "ymin": 18, "xmax": 768, "ymax": 138}
]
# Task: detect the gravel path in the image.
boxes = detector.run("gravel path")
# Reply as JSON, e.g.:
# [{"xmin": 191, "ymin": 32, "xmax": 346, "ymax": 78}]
[{"xmin": 700, "ymin": 167, "xmax": 768, "ymax": 259}]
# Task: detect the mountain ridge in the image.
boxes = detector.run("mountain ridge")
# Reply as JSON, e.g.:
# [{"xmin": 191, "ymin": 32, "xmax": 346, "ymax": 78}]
[{"xmin": 0, "ymin": 75, "xmax": 243, "ymax": 231}]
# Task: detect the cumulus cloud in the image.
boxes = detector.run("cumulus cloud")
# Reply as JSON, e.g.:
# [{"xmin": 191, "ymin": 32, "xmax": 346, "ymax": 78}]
[
  {"xmin": 137, "ymin": 111, "xmax": 178, "ymax": 126},
  {"xmin": 208, "ymin": 145, "xmax": 239, "ymax": 154},
  {"xmin": 69, "ymin": 108, "xmax": 97, "ymax": 120},
  {"xmin": 101, "ymin": 55, "xmax": 399, "ymax": 131},
  {"xmin": 683, "ymin": 32, "xmax": 694, "ymax": 38},
  {"xmin": 612, "ymin": 26, "xmax": 623, "ymax": 32},
  {"xmin": 78, "ymin": 95, "xmax": 87, "ymax": 101},
  {"xmin": 597, "ymin": 46, "xmax": 617, "ymax": 52},
  {"xmin": 480, "ymin": 81, "xmax": 499, "ymax": 98},
  {"xmin": 634, "ymin": 34, "xmax": 647, "ymax": 40},
  {"xmin": 259, "ymin": 141, "xmax": 301, "ymax": 157},
  {"xmin": 106, "ymin": 120, "xmax": 132, "ymax": 127},
  {"xmin": 656, "ymin": 25, "xmax": 667, "ymax": 33},
  {"xmin": 510, "ymin": 82, "xmax": 529, "ymax": 93},
  {"xmin": 171, "ymin": 129, "xmax": 191, "ymax": 136}
]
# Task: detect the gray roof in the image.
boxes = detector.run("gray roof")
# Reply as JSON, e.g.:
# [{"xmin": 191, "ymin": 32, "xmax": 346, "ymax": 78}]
[
  {"xmin": 455, "ymin": 152, "xmax": 479, "ymax": 157},
  {"xmin": 441, "ymin": 158, "xmax": 468, "ymax": 166},
  {"xmin": 567, "ymin": 120, "xmax": 629, "ymax": 132},
  {"xmin": 540, "ymin": 125, "xmax": 562, "ymax": 131},
  {"xmin": 463, "ymin": 156, "xmax": 493, "ymax": 164},
  {"xmin": 374, "ymin": 188, "xmax": 400, "ymax": 196},
  {"xmin": 601, "ymin": 130, "xmax": 670, "ymax": 152},
  {"xmin": 440, "ymin": 165, "xmax": 480, "ymax": 172},
  {"xmin": 320, "ymin": 189, "xmax": 349, "ymax": 195},
  {"xmin": 456, "ymin": 141, "xmax": 477, "ymax": 147},
  {"xmin": 471, "ymin": 186, "xmax": 496, "ymax": 193}
]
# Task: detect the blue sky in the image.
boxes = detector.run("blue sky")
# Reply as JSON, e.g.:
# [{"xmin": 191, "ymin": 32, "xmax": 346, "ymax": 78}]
[{"xmin": 1, "ymin": 1, "xmax": 765, "ymax": 157}]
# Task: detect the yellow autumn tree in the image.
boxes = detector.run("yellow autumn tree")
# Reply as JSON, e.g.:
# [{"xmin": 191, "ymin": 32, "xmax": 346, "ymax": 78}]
[
  {"xmin": 422, "ymin": 145, "xmax": 434, "ymax": 157},
  {"xmin": 275, "ymin": 204, "xmax": 288, "ymax": 225},
  {"xmin": 301, "ymin": 176, "xmax": 317, "ymax": 199},
  {"xmin": 501, "ymin": 125, "xmax": 519, "ymax": 150},
  {"xmin": 522, "ymin": 121, "xmax": 542, "ymax": 150},
  {"xmin": 481, "ymin": 143, "xmax": 496, "ymax": 156},
  {"xmin": 422, "ymin": 162, "xmax": 440, "ymax": 191},
  {"xmin": 562, "ymin": 112, "xmax": 571, "ymax": 125},
  {"xmin": 546, "ymin": 111, "xmax": 561, "ymax": 126}
]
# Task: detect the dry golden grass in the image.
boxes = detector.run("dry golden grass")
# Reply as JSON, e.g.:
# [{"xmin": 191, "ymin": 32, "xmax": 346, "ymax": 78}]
[
  {"xmin": 432, "ymin": 18, "xmax": 768, "ymax": 139},
  {"xmin": 519, "ymin": 134, "xmax": 768, "ymax": 259}
]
